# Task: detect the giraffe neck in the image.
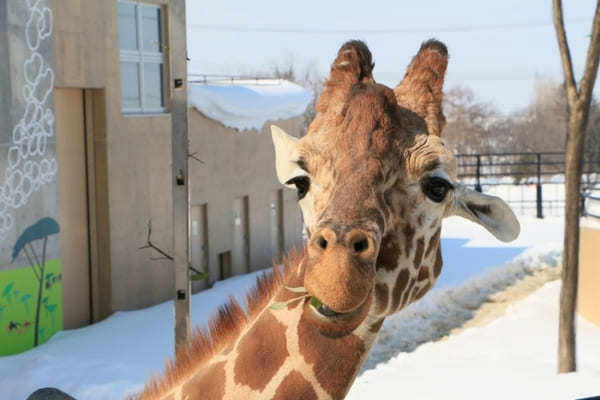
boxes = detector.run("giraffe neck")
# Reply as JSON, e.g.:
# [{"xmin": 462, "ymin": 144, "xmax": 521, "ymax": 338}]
[{"xmin": 142, "ymin": 255, "xmax": 383, "ymax": 400}]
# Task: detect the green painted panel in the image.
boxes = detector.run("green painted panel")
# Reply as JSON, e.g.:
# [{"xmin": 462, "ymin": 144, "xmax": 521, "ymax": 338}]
[{"xmin": 0, "ymin": 259, "xmax": 63, "ymax": 356}]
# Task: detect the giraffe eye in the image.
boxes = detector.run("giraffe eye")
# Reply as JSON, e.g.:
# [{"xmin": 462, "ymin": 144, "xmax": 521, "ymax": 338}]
[
  {"xmin": 422, "ymin": 177, "xmax": 453, "ymax": 203},
  {"xmin": 285, "ymin": 176, "xmax": 311, "ymax": 200}
]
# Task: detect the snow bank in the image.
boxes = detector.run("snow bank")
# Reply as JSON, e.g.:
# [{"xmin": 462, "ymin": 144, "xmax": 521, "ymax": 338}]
[
  {"xmin": 0, "ymin": 217, "xmax": 578, "ymax": 400},
  {"xmin": 349, "ymin": 281, "xmax": 600, "ymax": 400},
  {"xmin": 0, "ymin": 270, "xmax": 267, "ymax": 400},
  {"xmin": 188, "ymin": 79, "xmax": 312, "ymax": 131},
  {"xmin": 362, "ymin": 244, "xmax": 561, "ymax": 370}
]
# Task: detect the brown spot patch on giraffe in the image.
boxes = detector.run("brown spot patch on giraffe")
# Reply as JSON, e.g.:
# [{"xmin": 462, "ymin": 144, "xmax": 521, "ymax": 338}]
[
  {"xmin": 417, "ymin": 266, "xmax": 430, "ymax": 281},
  {"xmin": 233, "ymin": 311, "xmax": 289, "ymax": 391},
  {"xmin": 376, "ymin": 234, "xmax": 401, "ymax": 271},
  {"xmin": 181, "ymin": 361, "xmax": 226, "ymax": 400},
  {"xmin": 391, "ymin": 268, "xmax": 409, "ymax": 311},
  {"xmin": 417, "ymin": 213, "xmax": 425, "ymax": 227},
  {"xmin": 433, "ymin": 247, "xmax": 443, "ymax": 278},
  {"xmin": 402, "ymin": 223, "xmax": 415, "ymax": 256},
  {"xmin": 401, "ymin": 277, "xmax": 416, "ymax": 308},
  {"xmin": 375, "ymin": 283, "xmax": 389, "ymax": 314},
  {"xmin": 425, "ymin": 228, "xmax": 441, "ymax": 259},
  {"xmin": 413, "ymin": 236, "xmax": 425, "ymax": 270},
  {"xmin": 298, "ymin": 311, "xmax": 366, "ymax": 399},
  {"xmin": 369, "ymin": 318, "xmax": 384, "ymax": 333},
  {"xmin": 414, "ymin": 282, "xmax": 432, "ymax": 301},
  {"xmin": 272, "ymin": 370, "xmax": 318, "ymax": 400}
]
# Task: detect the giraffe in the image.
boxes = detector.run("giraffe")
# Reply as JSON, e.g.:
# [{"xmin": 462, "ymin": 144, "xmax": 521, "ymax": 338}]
[{"xmin": 139, "ymin": 39, "xmax": 520, "ymax": 400}]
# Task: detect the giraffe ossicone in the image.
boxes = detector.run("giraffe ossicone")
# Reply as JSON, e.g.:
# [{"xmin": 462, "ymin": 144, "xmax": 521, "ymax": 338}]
[{"xmin": 140, "ymin": 39, "xmax": 520, "ymax": 400}]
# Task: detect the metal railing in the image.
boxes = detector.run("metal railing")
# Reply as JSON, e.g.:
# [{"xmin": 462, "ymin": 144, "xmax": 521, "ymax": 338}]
[{"xmin": 455, "ymin": 152, "xmax": 600, "ymax": 218}]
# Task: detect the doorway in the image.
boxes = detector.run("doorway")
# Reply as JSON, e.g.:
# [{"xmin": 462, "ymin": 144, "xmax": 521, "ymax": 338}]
[{"xmin": 55, "ymin": 88, "xmax": 92, "ymax": 328}]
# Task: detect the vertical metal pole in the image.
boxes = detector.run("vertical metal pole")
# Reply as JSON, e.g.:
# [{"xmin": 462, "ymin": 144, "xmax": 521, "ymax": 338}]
[
  {"xmin": 169, "ymin": 0, "xmax": 190, "ymax": 354},
  {"xmin": 475, "ymin": 155, "xmax": 482, "ymax": 192},
  {"xmin": 536, "ymin": 153, "xmax": 544, "ymax": 219}
]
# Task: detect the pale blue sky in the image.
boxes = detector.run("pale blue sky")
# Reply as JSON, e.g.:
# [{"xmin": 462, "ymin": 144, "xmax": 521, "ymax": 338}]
[{"xmin": 185, "ymin": 1, "xmax": 597, "ymax": 113}]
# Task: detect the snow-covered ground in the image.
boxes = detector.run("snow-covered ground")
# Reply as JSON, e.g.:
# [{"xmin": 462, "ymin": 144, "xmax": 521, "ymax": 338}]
[
  {"xmin": 349, "ymin": 280, "xmax": 600, "ymax": 400},
  {"xmin": 188, "ymin": 79, "xmax": 312, "ymax": 131},
  {"xmin": 1, "ymin": 216, "xmax": 598, "ymax": 400}
]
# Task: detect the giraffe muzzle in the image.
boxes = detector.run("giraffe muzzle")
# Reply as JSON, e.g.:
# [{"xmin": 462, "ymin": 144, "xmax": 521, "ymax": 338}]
[{"xmin": 304, "ymin": 227, "xmax": 379, "ymax": 315}]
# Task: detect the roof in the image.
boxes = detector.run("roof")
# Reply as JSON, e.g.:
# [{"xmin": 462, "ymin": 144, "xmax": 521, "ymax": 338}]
[{"xmin": 188, "ymin": 78, "xmax": 313, "ymax": 132}]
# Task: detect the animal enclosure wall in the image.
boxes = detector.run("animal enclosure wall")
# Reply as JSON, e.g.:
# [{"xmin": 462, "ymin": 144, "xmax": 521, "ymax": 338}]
[{"xmin": 578, "ymin": 222, "xmax": 600, "ymax": 326}]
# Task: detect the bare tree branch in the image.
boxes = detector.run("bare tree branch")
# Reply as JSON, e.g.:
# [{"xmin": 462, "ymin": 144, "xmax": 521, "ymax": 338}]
[
  {"xmin": 553, "ymin": 0, "xmax": 578, "ymax": 106},
  {"xmin": 579, "ymin": 2, "xmax": 600, "ymax": 106},
  {"xmin": 140, "ymin": 220, "xmax": 206, "ymax": 277},
  {"xmin": 188, "ymin": 152, "xmax": 205, "ymax": 164}
]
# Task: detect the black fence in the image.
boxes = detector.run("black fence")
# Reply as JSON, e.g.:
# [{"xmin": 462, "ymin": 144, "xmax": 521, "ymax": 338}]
[{"xmin": 455, "ymin": 152, "xmax": 600, "ymax": 218}]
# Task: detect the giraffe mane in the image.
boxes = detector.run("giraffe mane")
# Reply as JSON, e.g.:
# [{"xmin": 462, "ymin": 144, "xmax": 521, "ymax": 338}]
[{"xmin": 138, "ymin": 248, "xmax": 305, "ymax": 399}]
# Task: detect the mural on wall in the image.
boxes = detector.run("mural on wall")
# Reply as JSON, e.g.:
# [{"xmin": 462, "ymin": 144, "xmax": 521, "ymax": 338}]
[
  {"xmin": 0, "ymin": 0, "xmax": 57, "ymax": 240},
  {"xmin": 0, "ymin": 1, "xmax": 62, "ymax": 356},
  {"xmin": 1, "ymin": 218, "xmax": 62, "ymax": 356}
]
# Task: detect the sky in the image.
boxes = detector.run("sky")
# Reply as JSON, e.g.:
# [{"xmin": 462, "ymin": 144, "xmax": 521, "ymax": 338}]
[{"xmin": 185, "ymin": 0, "xmax": 598, "ymax": 114}]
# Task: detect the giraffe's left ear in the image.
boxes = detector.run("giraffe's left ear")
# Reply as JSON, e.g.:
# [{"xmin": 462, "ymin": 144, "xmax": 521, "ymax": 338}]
[
  {"xmin": 271, "ymin": 125, "xmax": 301, "ymax": 185},
  {"xmin": 449, "ymin": 184, "xmax": 520, "ymax": 242}
]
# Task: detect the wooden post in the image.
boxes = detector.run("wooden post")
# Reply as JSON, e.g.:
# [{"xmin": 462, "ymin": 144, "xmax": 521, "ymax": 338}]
[{"xmin": 169, "ymin": 0, "xmax": 190, "ymax": 354}]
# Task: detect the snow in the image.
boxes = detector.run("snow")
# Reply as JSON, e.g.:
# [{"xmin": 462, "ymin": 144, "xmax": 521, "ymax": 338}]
[
  {"xmin": 349, "ymin": 281, "xmax": 600, "ymax": 400},
  {"xmin": 1, "ymin": 216, "xmax": 599, "ymax": 400},
  {"xmin": 188, "ymin": 79, "xmax": 313, "ymax": 131}
]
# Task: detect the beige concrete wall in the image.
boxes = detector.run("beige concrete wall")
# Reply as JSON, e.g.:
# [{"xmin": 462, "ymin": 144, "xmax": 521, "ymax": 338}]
[
  {"xmin": 188, "ymin": 111, "xmax": 304, "ymax": 286},
  {"xmin": 52, "ymin": 0, "xmax": 177, "ymax": 313},
  {"xmin": 51, "ymin": 0, "xmax": 305, "ymax": 314},
  {"xmin": 578, "ymin": 226, "xmax": 600, "ymax": 326}
]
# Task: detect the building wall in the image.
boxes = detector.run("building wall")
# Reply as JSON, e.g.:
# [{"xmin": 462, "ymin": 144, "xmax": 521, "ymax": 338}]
[
  {"xmin": 0, "ymin": 0, "xmax": 62, "ymax": 355},
  {"xmin": 51, "ymin": 0, "xmax": 178, "ymax": 315},
  {"xmin": 0, "ymin": 0, "xmax": 305, "ymax": 356},
  {"xmin": 578, "ymin": 225, "xmax": 600, "ymax": 326},
  {"xmin": 188, "ymin": 111, "xmax": 304, "ymax": 287}
]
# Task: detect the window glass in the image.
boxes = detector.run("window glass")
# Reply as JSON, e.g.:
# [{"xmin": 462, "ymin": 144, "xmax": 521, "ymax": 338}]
[
  {"xmin": 118, "ymin": 3, "xmax": 137, "ymax": 50},
  {"xmin": 144, "ymin": 63, "xmax": 164, "ymax": 108},
  {"xmin": 142, "ymin": 6, "xmax": 162, "ymax": 52},
  {"xmin": 121, "ymin": 62, "xmax": 141, "ymax": 109}
]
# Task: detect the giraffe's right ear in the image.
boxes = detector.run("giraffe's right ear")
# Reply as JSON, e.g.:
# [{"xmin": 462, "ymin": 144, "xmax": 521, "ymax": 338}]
[{"xmin": 271, "ymin": 125, "xmax": 301, "ymax": 185}]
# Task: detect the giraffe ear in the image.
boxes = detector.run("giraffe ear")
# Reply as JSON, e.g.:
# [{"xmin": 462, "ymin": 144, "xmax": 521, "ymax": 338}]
[
  {"xmin": 394, "ymin": 40, "xmax": 448, "ymax": 136},
  {"xmin": 271, "ymin": 125, "xmax": 301, "ymax": 185},
  {"xmin": 449, "ymin": 184, "xmax": 520, "ymax": 242}
]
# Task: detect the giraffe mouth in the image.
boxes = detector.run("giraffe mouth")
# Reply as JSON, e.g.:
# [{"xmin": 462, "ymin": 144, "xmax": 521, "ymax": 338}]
[{"xmin": 309, "ymin": 296, "xmax": 365, "ymax": 320}]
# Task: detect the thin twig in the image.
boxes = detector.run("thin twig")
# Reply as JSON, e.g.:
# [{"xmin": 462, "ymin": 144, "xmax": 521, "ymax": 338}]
[
  {"xmin": 188, "ymin": 152, "xmax": 205, "ymax": 164},
  {"xmin": 140, "ymin": 220, "xmax": 205, "ymax": 276},
  {"xmin": 139, "ymin": 220, "xmax": 174, "ymax": 261}
]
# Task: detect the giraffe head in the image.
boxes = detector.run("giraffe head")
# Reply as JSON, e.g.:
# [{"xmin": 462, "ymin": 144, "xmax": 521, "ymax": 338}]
[{"xmin": 272, "ymin": 40, "xmax": 519, "ymax": 336}]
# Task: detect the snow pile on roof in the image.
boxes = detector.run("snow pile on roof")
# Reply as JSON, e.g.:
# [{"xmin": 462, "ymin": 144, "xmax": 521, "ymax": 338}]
[{"xmin": 188, "ymin": 79, "xmax": 313, "ymax": 131}]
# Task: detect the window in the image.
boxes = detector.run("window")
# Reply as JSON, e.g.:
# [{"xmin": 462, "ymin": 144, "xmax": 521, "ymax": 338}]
[{"xmin": 118, "ymin": 2, "xmax": 166, "ymax": 114}]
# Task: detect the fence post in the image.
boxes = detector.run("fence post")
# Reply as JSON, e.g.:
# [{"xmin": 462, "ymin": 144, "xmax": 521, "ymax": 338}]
[
  {"xmin": 536, "ymin": 153, "xmax": 543, "ymax": 219},
  {"xmin": 475, "ymin": 155, "xmax": 482, "ymax": 192}
]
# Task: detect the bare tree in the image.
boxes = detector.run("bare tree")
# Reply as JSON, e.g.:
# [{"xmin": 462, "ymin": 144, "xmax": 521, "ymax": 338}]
[
  {"xmin": 443, "ymin": 86, "xmax": 499, "ymax": 153},
  {"xmin": 553, "ymin": 0, "xmax": 600, "ymax": 373}
]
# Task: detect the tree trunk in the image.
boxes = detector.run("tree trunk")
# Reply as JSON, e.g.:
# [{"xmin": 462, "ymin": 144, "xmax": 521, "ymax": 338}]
[
  {"xmin": 553, "ymin": 0, "xmax": 600, "ymax": 374},
  {"xmin": 558, "ymin": 109, "xmax": 586, "ymax": 372}
]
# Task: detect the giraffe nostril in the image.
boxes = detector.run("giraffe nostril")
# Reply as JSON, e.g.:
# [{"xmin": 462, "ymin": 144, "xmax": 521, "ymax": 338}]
[
  {"xmin": 317, "ymin": 236, "xmax": 328, "ymax": 250},
  {"xmin": 353, "ymin": 238, "xmax": 369, "ymax": 253}
]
